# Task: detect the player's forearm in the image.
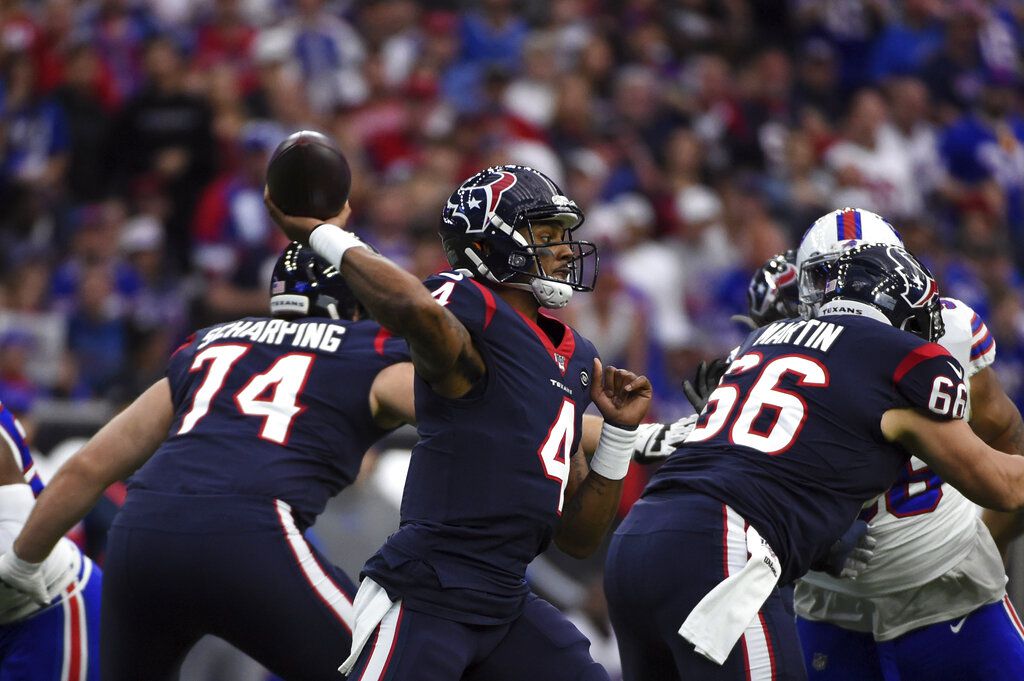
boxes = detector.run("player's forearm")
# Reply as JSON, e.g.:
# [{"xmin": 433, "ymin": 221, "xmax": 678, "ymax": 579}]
[
  {"xmin": 330, "ymin": 246, "xmax": 473, "ymax": 383},
  {"xmin": 337, "ymin": 248, "xmax": 439, "ymax": 333},
  {"xmin": 14, "ymin": 461, "xmax": 108, "ymax": 563},
  {"xmin": 554, "ymin": 472, "xmax": 622, "ymax": 559},
  {"xmin": 15, "ymin": 380, "xmax": 173, "ymax": 562},
  {"xmin": 580, "ymin": 415, "xmax": 604, "ymax": 460}
]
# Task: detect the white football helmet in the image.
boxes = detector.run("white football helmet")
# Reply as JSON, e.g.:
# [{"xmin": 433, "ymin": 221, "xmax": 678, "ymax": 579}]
[{"xmin": 795, "ymin": 208, "xmax": 903, "ymax": 314}]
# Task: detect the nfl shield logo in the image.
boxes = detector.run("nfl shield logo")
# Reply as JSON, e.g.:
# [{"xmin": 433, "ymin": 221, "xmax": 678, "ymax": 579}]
[{"xmin": 554, "ymin": 353, "xmax": 566, "ymax": 373}]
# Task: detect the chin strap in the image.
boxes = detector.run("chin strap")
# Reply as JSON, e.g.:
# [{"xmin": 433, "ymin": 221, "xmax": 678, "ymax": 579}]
[{"xmin": 530, "ymin": 278, "xmax": 573, "ymax": 308}]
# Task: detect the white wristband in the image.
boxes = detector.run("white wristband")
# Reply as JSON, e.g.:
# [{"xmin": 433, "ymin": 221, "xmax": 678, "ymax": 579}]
[
  {"xmin": 309, "ymin": 223, "xmax": 369, "ymax": 269},
  {"xmin": 590, "ymin": 422, "xmax": 636, "ymax": 481}
]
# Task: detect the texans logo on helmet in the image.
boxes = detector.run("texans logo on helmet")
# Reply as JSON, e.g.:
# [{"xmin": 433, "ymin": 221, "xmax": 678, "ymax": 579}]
[
  {"xmin": 446, "ymin": 171, "xmax": 518, "ymax": 234},
  {"xmin": 771, "ymin": 263, "xmax": 797, "ymax": 290},
  {"xmin": 886, "ymin": 245, "xmax": 936, "ymax": 308}
]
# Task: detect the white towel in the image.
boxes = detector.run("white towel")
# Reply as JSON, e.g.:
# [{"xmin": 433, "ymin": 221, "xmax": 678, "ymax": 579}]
[
  {"xmin": 678, "ymin": 522, "xmax": 781, "ymax": 665},
  {"xmin": 338, "ymin": 578, "xmax": 399, "ymax": 676}
]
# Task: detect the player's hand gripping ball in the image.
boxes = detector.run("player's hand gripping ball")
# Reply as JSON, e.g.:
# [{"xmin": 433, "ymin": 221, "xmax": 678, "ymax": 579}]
[{"xmin": 266, "ymin": 130, "xmax": 351, "ymax": 220}]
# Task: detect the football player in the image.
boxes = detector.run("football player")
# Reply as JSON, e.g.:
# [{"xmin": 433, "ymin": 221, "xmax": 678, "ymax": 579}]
[
  {"xmin": 791, "ymin": 209, "xmax": 1024, "ymax": 681},
  {"xmin": 266, "ymin": 164, "xmax": 651, "ymax": 681},
  {"xmin": 603, "ymin": 242, "xmax": 1024, "ymax": 681},
  {"xmin": 0, "ymin": 406, "xmax": 100, "ymax": 680},
  {"xmin": 0, "ymin": 242, "xmax": 415, "ymax": 681}
]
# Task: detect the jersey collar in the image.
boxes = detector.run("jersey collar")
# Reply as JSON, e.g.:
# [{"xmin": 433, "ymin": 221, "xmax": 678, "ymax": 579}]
[{"xmin": 515, "ymin": 309, "xmax": 576, "ymax": 375}]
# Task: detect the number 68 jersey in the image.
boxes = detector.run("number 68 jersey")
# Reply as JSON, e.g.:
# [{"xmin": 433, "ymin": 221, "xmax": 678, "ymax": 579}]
[
  {"xmin": 646, "ymin": 304, "xmax": 967, "ymax": 586},
  {"xmin": 801, "ymin": 297, "xmax": 997, "ymax": 596}
]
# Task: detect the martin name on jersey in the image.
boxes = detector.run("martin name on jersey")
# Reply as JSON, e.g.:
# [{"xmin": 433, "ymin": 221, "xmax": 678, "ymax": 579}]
[{"xmin": 646, "ymin": 301, "xmax": 968, "ymax": 586}]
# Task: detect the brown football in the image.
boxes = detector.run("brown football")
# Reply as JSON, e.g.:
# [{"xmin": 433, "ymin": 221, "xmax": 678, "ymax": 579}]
[{"xmin": 266, "ymin": 130, "xmax": 352, "ymax": 220}]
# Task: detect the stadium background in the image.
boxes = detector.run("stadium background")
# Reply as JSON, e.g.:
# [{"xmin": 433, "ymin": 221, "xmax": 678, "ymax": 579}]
[{"xmin": 4, "ymin": 0, "xmax": 1024, "ymax": 677}]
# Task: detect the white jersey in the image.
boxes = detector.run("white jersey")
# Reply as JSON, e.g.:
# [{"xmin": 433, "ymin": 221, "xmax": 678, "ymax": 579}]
[
  {"xmin": 797, "ymin": 298, "xmax": 1000, "ymax": 626},
  {"xmin": 0, "ymin": 406, "xmax": 92, "ymax": 624}
]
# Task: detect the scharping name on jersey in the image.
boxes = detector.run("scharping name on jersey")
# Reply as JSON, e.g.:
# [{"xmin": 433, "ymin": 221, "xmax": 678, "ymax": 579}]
[{"xmin": 197, "ymin": 318, "xmax": 346, "ymax": 353}]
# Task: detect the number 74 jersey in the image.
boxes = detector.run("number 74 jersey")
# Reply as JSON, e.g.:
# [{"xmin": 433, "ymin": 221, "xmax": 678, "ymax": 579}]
[
  {"xmin": 646, "ymin": 307, "xmax": 968, "ymax": 586},
  {"xmin": 802, "ymin": 297, "xmax": 998, "ymax": 595},
  {"xmin": 129, "ymin": 317, "xmax": 410, "ymax": 531}
]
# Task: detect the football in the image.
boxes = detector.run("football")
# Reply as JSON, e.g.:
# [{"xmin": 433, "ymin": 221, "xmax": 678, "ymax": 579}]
[{"xmin": 266, "ymin": 130, "xmax": 352, "ymax": 220}]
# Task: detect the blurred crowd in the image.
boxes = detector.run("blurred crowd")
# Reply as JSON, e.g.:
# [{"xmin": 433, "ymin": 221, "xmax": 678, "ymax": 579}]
[{"xmin": 2, "ymin": 0, "xmax": 1024, "ymax": 430}]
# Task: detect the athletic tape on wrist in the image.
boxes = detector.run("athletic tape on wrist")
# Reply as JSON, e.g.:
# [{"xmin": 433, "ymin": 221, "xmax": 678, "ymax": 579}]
[
  {"xmin": 591, "ymin": 422, "xmax": 636, "ymax": 480},
  {"xmin": 309, "ymin": 223, "xmax": 369, "ymax": 269}
]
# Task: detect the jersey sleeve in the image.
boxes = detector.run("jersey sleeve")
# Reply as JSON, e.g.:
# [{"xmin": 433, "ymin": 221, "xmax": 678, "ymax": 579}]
[
  {"xmin": 967, "ymin": 310, "xmax": 996, "ymax": 371},
  {"xmin": 938, "ymin": 297, "xmax": 996, "ymax": 376},
  {"xmin": 371, "ymin": 326, "xmax": 411, "ymax": 364},
  {"xmin": 423, "ymin": 272, "xmax": 497, "ymax": 336},
  {"xmin": 891, "ymin": 341, "xmax": 968, "ymax": 420},
  {"xmin": 165, "ymin": 332, "xmax": 200, "ymax": 408}
]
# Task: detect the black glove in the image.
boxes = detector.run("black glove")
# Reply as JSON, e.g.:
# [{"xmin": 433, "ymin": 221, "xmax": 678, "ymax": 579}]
[{"xmin": 682, "ymin": 358, "xmax": 729, "ymax": 413}]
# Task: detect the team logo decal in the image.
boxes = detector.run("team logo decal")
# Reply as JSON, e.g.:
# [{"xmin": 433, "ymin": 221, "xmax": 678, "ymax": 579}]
[
  {"xmin": 446, "ymin": 170, "xmax": 518, "ymax": 234},
  {"xmin": 886, "ymin": 246, "xmax": 935, "ymax": 308},
  {"xmin": 580, "ymin": 369, "xmax": 589, "ymax": 387},
  {"xmin": 770, "ymin": 262, "xmax": 797, "ymax": 290}
]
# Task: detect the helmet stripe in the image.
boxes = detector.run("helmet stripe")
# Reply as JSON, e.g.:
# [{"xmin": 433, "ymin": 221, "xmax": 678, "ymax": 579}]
[{"xmin": 838, "ymin": 209, "xmax": 859, "ymax": 240}]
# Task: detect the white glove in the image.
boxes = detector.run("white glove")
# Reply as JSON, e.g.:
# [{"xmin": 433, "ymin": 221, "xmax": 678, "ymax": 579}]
[
  {"xmin": 840, "ymin": 531, "xmax": 877, "ymax": 580},
  {"xmin": 632, "ymin": 415, "xmax": 698, "ymax": 464},
  {"xmin": 0, "ymin": 551, "xmax": 50, "ymax": 605}
]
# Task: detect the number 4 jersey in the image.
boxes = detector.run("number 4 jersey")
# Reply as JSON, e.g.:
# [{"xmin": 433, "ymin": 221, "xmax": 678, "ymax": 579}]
[
  {"xmin": 646, "ymin": 302, "xmax": 967, "ymax": 585},
  {"xmin": 361, "ymin": 271, "xmax": 600, "ymax": 626},
  {"xmin": 129, "ymin": 317, "xmax": 410, "ymax": 530}
]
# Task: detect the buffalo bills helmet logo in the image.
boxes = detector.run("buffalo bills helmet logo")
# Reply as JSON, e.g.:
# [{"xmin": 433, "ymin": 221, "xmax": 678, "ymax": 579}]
[{"xmin": 446, "ymin": 170, "xmax": 518, "ymax": 234}]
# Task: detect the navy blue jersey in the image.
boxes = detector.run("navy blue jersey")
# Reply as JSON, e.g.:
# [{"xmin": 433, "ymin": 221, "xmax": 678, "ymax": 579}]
[
  {"xmin": 363, "ymin": 271, "xmax": 600, "ymax": 625},
  {"xmin": 647, "ymin": 311, "xmax": 967, "ymax": 585},
  {"xmin": 129, "ymin": 317, "xmax": 409, "ymax": 530}
]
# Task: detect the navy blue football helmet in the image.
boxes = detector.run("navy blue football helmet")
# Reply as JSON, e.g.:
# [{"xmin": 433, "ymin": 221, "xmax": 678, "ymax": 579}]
[
  {"xmin": 269, "ymin": 242, "xmax": 362, "ymax": 320},
  {"xmin": 748, "ymin": 250, "xmax": 800, "ymax": 327},
  {"xmin": 439, "ymin": 165, "xmax": 597, "ymax": 308},
  {"xmin": 822, "ymin": 243, "xmax": 944, "ymax": 342}
]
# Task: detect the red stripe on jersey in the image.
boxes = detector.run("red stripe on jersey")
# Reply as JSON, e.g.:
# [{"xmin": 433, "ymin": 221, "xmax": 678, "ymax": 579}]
[
  {"xmin": 380, "ymin": 604, "xmax": 404, "ymax": 679},
  {"xmin": 104, "ymin": 480, "xmax": 127, "ymax": 507},
  {"xmin": 374, "ymin": 327, "xmax": 394, "ymax": 356},
  {"xmin": 514, "ymin": 309, "xmax": 577, "ymax": 374},
  {"xmin": 1005, "ymin": 595, "xmax": 1024, "ymax": 637},
  {"xmin": 892, "ymin": 343, "xmax": 950, "ymax": 383},
  {"xmin": 468, "ymin": 279, "xmax": 497, "ymax": 329},
  {"xmin": 170, "ymin": 333, "xmax": 196, "ymax": 360},
  {"xmin": 740, "ymin": 635, "xmax": 752, "ymax": 681},
  {"xmin": 758, "ymin": 611, "xmax": 778, "ymax": 679},
  {"xmin": 65, "ymin": 584, "xmax": 82, "ymax": 681},
  {"xmin": 721, "ymin": 505, "xmax": 729, "ymax": 578},
  {"xmin": 842, "ymin": 210, "xmax": 857, "ymax": 240}
]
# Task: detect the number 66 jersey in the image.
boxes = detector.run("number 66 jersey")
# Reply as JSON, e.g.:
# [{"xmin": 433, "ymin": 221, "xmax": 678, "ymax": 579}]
[{"xmin": 646, "ymin": 305, "xmax": 968, "ymax": 585}]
